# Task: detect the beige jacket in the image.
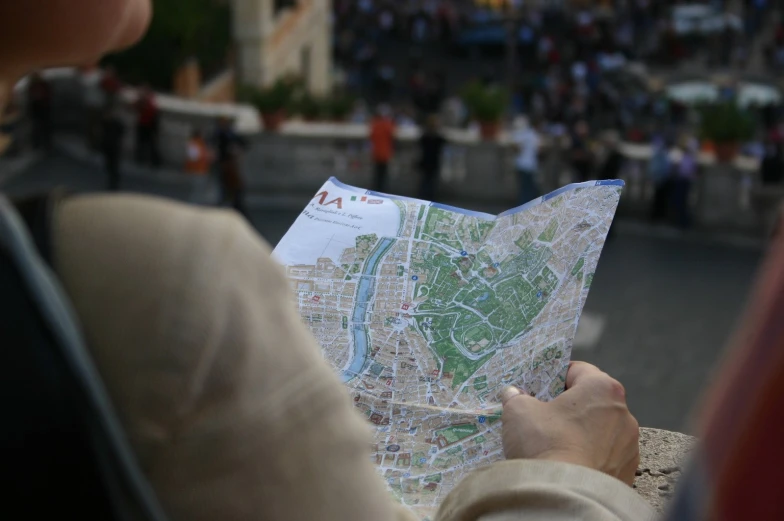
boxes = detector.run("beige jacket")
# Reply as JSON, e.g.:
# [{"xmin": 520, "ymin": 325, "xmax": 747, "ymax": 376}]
[{"xmin": 53, "ymin": 195, "xmax": 656, "ymax": 521}]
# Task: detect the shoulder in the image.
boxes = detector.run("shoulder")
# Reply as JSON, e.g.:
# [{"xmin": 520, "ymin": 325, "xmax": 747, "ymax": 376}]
[{"xmin": 54, "ymin": 196, "xmax": 279, "ymax": 296}]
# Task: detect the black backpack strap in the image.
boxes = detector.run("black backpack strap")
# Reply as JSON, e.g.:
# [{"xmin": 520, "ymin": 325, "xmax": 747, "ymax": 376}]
[{"xmin": 0, "ymin": 193, "xmax": 169, "ymax": 521}]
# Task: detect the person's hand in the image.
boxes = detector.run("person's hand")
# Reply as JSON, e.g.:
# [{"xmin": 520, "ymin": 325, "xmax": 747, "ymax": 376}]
[{"xmin": 501, "ymin": 362, "xmax": 640, "ymax": 486}]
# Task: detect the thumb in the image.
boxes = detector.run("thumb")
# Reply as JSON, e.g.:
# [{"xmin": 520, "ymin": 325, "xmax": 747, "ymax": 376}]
[
  {"xmin": 501, "ymin": 386, "xmax": 523, "ymax": 405},
  {"xmin": 501, "ymin": 386, "xmax": 537, "ymax": 406}
]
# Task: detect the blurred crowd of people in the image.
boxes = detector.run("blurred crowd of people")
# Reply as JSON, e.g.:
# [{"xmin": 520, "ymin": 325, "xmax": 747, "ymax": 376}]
[
  {"xmin": 81, "ymin": 67, "xmax": 162, "ymax": 190},
  {"xmin": 8, "ymin": 1, "xmax": 784, "ymax": 230},
  {"xmin": 331, "ymin": 0, "xmax": 784, "ymax": 121},
  {"xmin": 18, "ymin": 69, "xmax": 250, "ymax": 216},
  {"xmin": 335, "ymin": 0, "xmax": 784, "ymax": 228},
  {"xmin": 332, "ymin": 0, "xmax": 784, "ymax": 130}
]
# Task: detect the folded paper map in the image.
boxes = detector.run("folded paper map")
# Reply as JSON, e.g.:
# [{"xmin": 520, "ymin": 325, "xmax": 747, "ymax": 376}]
[{"xmin": 274, "ymin": 177, "xmax": 622, "ymax": 520}]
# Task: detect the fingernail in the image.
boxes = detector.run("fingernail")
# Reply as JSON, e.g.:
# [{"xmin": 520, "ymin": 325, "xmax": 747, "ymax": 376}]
[{"xmin": 501, "ymin": 386, "xmax": 523, "ymax": 404}]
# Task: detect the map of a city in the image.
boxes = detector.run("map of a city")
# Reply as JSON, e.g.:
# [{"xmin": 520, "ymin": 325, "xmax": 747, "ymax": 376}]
[{"xmin": 274, "ymin": 177, "xmax": 622, "ymax": 520}]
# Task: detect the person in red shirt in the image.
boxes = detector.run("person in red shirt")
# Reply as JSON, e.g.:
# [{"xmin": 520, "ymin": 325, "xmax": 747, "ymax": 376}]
[
  {"xmin": 135, "ymin": 84, "xmax": 160, "ymax": 167},
  {"xmin": 369, "ymin": 105, "xmax": 395, "ymax": 193}
]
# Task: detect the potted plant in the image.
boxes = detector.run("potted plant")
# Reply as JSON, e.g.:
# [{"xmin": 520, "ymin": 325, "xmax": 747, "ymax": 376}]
[
  {"xmin": 698, "ymin": 100, "xmax": 755, "ymax": 162},
  {"xmin": 295, "ymin": 93, "xmax": 327, "ymax": 121},
  {"xmin": 326, "ymin": 93, "xmax": 356, "ymax": 122},
  {"xmin": 238, "ymin": 77, "xmax": 303, "ymax": 132},
  {"xmin": 461, "ymin": 81, "xmax": 507, "ymax": 140}
]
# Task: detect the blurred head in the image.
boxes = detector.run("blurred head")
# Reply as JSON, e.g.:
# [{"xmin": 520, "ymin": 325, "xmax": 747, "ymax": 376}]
[
  {"xmin": 513, "ymin": 116, "xmax": 529, "ymax": 131},
  {"xmin": 376, "ymin": 104, "xmax": 392, "ymax": 119},
  {"xmin": 0, "ymin": 0, "xmax": 151, "ymax": 81}
]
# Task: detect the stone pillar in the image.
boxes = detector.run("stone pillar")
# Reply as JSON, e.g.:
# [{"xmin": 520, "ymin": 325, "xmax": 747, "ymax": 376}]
[
  {"xmin": 231, "ymin": 0, "xmax": 332, "ymax": 93},
  {"xmin": 308, "ymin": 2, "xmax": 332, "ymax": 95},
  {"xmin": 231, "ymin": 0, "xmax": 273, "ymax": 87}
]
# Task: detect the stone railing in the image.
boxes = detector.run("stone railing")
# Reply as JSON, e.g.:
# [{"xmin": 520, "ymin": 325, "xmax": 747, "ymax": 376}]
[
  {"xmin": 243, "ymin": 125, "xmax": 764, "ymax": 231},
  {"xmin": 10, "ymin": 69, "xmax": 776, "ymax": 232},
  {"xmin": 636, "ymin": 428, "xmax": 695, "ymax": 512},
  {"xmin": 19, "ymin": 68, "xmax": 259, "ymax": 165}
]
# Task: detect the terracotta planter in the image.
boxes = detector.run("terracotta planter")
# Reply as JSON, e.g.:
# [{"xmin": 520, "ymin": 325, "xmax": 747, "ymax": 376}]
[
  {"xmin": 479, "ymin": 121, "xmax": 500, "ymax": 141},
  {"xmin": 714, "ymin": 142, "xmax": 739, "ymax": 163},
  {"xmin": 261, "ymin": 110, "xmax": 286, "ymax": 132}
]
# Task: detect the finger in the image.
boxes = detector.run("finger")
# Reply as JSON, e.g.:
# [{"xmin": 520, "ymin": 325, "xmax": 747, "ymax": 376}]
[
  {"xmin": 501, "ymin": 386, "xmax": 523, "ymax": 405},
  {"xmin": 565, "ymin": 361, "xmax": 604, "ymax": 389}
]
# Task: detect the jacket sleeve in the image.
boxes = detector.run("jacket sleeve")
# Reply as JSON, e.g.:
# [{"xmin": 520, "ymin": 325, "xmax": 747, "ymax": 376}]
[
  {"xmin": 53, "ymin": 195, "xmax": 416, "ymax": 521},
  {"xmin": 435, "ymin": 460, "xmax": 658, "ymax": 521}
]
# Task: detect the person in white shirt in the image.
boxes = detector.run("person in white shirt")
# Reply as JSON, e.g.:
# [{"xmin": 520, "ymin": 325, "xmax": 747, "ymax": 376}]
[{"xmin": 512, "ymin": 116, "xmax": 542, "ymax": 205}]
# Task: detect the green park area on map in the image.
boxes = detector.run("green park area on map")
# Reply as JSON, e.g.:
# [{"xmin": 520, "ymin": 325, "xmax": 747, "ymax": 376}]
[{"xmin": 410, "ymin": 208, "xmax": 563, "ymax": 389}]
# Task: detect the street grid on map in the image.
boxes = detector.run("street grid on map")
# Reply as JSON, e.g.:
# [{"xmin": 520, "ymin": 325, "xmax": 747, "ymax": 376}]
[{"xmin": 278, "ymin": 180, "xmax": 621, "ymax": 520}]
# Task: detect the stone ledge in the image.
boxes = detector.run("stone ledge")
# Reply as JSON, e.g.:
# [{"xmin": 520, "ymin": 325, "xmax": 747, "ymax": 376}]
[{"xmin": 635, "ymin": 428, "xmax": 697, "ymax": 512}]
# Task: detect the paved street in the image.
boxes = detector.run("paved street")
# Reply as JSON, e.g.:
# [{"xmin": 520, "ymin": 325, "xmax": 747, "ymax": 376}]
[
  {"xmin": 1, "ymin": 153, "xmax": 764, "ymax": 432},
  {"xmin": 578, "ymin": 234, "xmax": 760, "ymax": 432}
]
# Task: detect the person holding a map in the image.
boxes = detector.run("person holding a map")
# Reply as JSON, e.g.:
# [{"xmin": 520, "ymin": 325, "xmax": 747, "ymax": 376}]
[
  {"xmin": 2, "ymin": 2, "xmax": 645, "ymax": 520},
  {"xmin": 6, "ymin": 3, "xmax": 783, "ymax": 521},
  {"xmin": 46, "ymin": 194, "xmax": 647, "ymax": 521}
]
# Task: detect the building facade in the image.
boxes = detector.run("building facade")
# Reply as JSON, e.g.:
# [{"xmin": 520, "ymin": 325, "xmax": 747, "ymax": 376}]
[{"xmin": 232, "ymin": 0, "xmax": 332, "ymax": 94}]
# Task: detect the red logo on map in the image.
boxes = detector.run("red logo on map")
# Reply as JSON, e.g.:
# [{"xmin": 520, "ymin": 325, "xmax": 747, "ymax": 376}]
[
  {"xmin": 314, "ymin": 191, "xmax": 343, "ymax": 209},
  {"xmin": 312, "ymin": 295, "xmax": 321, "ymax": 303}
]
